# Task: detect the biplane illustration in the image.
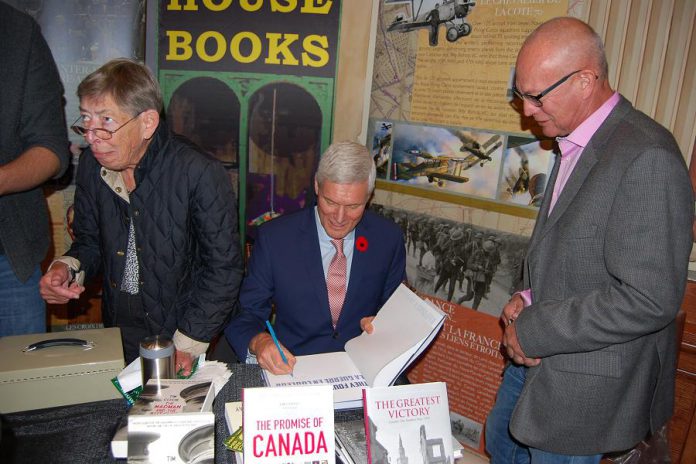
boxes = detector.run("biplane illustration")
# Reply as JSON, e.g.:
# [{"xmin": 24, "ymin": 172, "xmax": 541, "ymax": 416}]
[
  {"xmin": 392, "ymin": 155, "xmax": 469, "ymax": 185},
  {"xmin": 509, "ymin": 147, "xmax": 530, "ymax": 194},
  {"xmin": 372, "ymin": 122, "xmax": 393, "ymax": 176},
  {"xmin": 392, "ymin": 132, "xmax": 501, "ymax": 185},
  {"xmin": 450, "ymin": 132, "xmax": 502, "ymax": 169},
  {"xmin": 388, "ymin": 0, "xmax": 476, "ymax": 45},
  {"xmin": 501, "ymin": 139, "xmax": 551, "ymax": 207}
]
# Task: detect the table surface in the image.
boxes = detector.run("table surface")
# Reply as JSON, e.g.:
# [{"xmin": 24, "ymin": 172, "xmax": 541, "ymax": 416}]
[
  {"xmin": 214, "ymin": 363, "xmax": 265, "ymax": 464},
  {"xmin": 1, "ymin": 363, "xmax": 489, "ymax": 463},
  {"xmin": 1, "ymin": 363, "xmax": 264, "ymax": 463},
  {"xmin": 213, "ymin": 365, "xmax": 364, "ymax": 464},
  {"xmin": 0, "ymin": 363, "xmax": 367, "ymax": 464}
]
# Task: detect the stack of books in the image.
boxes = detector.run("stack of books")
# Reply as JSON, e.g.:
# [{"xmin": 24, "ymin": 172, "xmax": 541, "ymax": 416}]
[
  {"xmin": 112, "ymin": 378, "xmax": 215, "ymax": 463},
  {"xmin": 224, "ymin": 383, "xmax": 467, "ymax": 464}
]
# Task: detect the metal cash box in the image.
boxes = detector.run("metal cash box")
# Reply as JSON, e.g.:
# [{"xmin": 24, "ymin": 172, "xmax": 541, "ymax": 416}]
[{"xmin": 0, "ymin": 327, "xmax": 125, "ymax": 413}]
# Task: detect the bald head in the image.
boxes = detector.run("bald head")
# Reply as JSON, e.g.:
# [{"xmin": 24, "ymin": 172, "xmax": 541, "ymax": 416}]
[
  {"xmin": 518, "ymin": 17, "xmax": 608, "ymax": 81},
  {"xmin": 514, "ymin": 17, "xmax": 614, "ymax": 137}
]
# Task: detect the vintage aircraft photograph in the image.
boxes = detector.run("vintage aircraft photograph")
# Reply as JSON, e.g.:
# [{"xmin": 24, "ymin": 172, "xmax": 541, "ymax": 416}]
[
  {"xmin": 390, "ymin": 123, "xmax": 502, "ymax": 198},
  {"xmin": 497, "ymin": 137, "xmax": 555, "ymax": 207},
  {"xmin": 449, "ymin": 131, "xmax": 502, "ymax": 169},
  {"xmin": 391, "ymin": 146, "xmax": 470, "ymax": 185},
  {"xmin": 387, "ymin": 0, "xmax": 477, "ymax": 46},
  {"xmin": 370, "ymin": 121, "xmax": 393, "ymax": 179}
]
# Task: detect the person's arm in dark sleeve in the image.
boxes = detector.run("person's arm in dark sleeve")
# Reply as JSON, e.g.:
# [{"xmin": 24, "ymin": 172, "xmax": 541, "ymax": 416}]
[
  {"xmin": 380, "ymin": 226, "xmax": 407, "ymax": 304},
  {"xmin": 225, "ymin": 226, "xmax": 275, "ymax": 360},
  {"xmin": 0, "ymin": 18, "xmax": 69, "ymax": 194},
  {"xmin": 177, "ymin": 160, "xmax": 244, "ymax": 353},
  {"xmin": 517, "ymin": 147, "xmax": 693, "ymax": 358}
]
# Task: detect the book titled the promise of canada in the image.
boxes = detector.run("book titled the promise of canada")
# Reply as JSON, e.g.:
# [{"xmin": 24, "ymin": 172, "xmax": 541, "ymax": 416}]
[
  {"xmin": 243, "ymin": 384, "xmax": 335, "ymax": 464},
  {"xmin": 363, "ymin": 382, "xmax": 454, "ymax": 464}
]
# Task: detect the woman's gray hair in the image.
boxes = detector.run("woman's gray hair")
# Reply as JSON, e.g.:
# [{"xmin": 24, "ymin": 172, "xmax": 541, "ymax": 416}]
[
  {"xmin": 315, "ymin": 141, "xmax": 376, "ymax": 194},
  {"xmin": 77, "ymin": 58, "xmax": 163, "ymax": 116}
]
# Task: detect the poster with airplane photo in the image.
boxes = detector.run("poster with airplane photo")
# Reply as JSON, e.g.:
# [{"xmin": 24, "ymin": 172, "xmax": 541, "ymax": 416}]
[
  {"xmin": 388, "ymin": 122, "xmax": 503, "ymax": 199},
  {"xmin": 385, "ymin": 0, "xmax": 477, "ymax": 47},
  {"xmin": 370, "ymin": 120, "xmax": 393, "ymax": 180},
  {"xmin": 497, "ymin": 137, "xmax": 556, "ymax": 208}
]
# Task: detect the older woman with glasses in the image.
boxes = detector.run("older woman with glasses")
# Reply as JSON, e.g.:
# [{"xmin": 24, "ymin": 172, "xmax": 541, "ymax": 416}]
[{"xmin": 39, "ymin": 59, "xmax": 243, "ymax": 374}]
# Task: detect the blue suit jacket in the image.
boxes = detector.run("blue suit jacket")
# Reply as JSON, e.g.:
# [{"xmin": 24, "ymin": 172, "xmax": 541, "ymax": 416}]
[{"xmin": 225, "ymin": 207, "xmax": 406, "ymax": 358}]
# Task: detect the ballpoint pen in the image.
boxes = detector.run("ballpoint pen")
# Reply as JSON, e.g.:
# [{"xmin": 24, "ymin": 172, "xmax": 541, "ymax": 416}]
[{"xmin": 265, "ymin": 320, "xmax": 293, "ymax": 377}]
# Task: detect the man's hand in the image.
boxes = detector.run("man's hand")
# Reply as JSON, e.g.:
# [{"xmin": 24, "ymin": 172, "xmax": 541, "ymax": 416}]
[
  {"xmin": 500, "ymin": 294, "xmax": 540, "ymax": 366},
  {"xmin": 360, "ymin": 316, "xmax": 375, "ymax": 334},
  {"xmin": 39, "ymin": 262, "xmax": 84, "ymax": 304},
  {"xmin": 175, "ymin": 350, "xmax": 194, "ymax": 377},
  {"xmin": 501, "ymin": 293, "xmax": 525, "ymax": 327},
  {"xmin": 250, "ymin": 332, "xmax": 296, "ymax": 375},
  {"xmin": 503, "ymin": 322, "xmax": 540, "ymax": 367}
]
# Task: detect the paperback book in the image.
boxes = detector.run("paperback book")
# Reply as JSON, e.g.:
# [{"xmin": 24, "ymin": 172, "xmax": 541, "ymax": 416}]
[
  {"xmin": 243, "ymin": 385, "xmax": 335, "ymax": 464},
  {"xmin": 127, "ymin": 379, "xmax": 215, "ymax": 463},
  {"xmin": 335, "ymin": 418, "xmax": 465, "ymax": 464},
  {"xmin": 264, "ymin": 284, "xmax": 446, "ymax": 409},
  {"xmin": 224, "ymin": 401, "xmax": 244, "ymax": 463},
  {"xmin": 363, "ymin": 382, "xmax": 454, "ymax": 464}
]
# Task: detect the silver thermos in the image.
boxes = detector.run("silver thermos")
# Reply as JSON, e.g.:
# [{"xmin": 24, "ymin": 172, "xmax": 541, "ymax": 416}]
[{"xmin": 139, "ymin": 335, "xmax": 175, "ymax": 387}]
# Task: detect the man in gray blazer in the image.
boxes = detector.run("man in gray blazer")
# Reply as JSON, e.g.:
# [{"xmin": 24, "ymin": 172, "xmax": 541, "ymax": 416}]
[{"xmin": 485, "ymin": 17, "xmax": 693, "ymax": 463}]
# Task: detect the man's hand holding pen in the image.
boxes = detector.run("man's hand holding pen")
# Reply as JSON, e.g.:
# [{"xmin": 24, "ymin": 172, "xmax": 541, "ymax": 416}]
[
  {"xmin": 253, "ymin": 317, "xmax": 378, "ymax": 375},
  {"xmin": 250, "ymin": 330, "xmax": 296, "ymax": 376}
]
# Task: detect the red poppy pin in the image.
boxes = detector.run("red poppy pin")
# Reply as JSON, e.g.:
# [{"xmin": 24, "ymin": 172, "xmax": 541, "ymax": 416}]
[{"xmin": 356, "ymin": 236, "xmax": 368, "ymax": 252}]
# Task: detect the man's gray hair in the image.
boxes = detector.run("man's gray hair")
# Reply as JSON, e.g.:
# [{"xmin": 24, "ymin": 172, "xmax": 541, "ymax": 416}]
[
  {"xmin": 78, "ymin": 58, "xmax": 163, "ymax": 116},
  {"xmin": 315, "ymin": 141, "xmax": 376, "ymax": 194}
]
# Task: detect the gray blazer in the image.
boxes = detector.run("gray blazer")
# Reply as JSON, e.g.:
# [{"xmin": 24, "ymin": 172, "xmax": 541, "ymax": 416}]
[{"xmin": 509, "ymin": 96, "xmax": 693, "ymax": 455}]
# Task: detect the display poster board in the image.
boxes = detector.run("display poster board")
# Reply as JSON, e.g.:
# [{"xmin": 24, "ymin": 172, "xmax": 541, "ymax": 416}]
[
  {"xmin": 367, "ymin": 0, "xmax": 567, "ymax": 214},
  {"xmin": 154, "ymin": 0, "xmax": 342, "ymax": 241},
  {"xmin": 408, "ymin": 293, "xmax": 505, "ymax": 456},
  {"xmin": 373, "ymin": 202, "xmax": 529, "ymax": 455}
]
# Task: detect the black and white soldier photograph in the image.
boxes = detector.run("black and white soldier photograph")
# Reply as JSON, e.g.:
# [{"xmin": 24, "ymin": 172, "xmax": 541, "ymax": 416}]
[{"xmin": 372, "ymin": 204, "xmax": 530, "ymax": 317}]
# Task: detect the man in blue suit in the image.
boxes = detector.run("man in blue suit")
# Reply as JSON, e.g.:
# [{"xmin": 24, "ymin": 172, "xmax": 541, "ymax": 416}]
[{"xmin": 225, "ymin": 141, "xmax": 406, "ymax": 374}]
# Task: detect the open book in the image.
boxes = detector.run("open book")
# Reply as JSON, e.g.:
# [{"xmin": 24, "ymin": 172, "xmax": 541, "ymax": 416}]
[{"xmin": 263, "ymin": 284, "xmax": 446, "ymax": 409}]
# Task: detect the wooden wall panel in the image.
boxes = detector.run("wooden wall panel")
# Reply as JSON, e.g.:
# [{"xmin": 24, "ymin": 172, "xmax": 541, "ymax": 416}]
[
  {"xmin": 618, "ymin": 0, "xmax": 651, "ymax": 103},
  {"xmin": 580, "ymin": 0, "xmax": 696, "ymax": 162},
  {"xmin": 332, "ymin": 0, "xmax": 375, "ymax": 143},
  {"xmin": 635, "ymin": 0, "xmax": 673, "ymax": 115}
]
